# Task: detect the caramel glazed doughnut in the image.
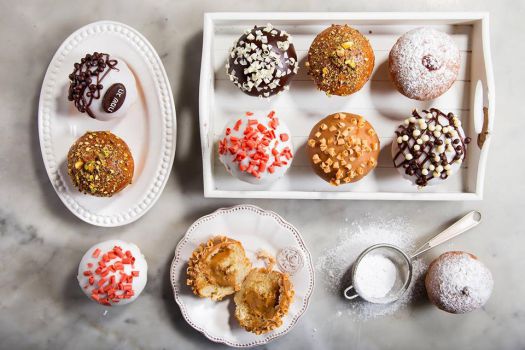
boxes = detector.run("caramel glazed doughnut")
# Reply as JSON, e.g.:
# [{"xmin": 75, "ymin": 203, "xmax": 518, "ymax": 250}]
[{"xmin": 307, "ymin": 112, "xmax": 380, "ymax": 185}]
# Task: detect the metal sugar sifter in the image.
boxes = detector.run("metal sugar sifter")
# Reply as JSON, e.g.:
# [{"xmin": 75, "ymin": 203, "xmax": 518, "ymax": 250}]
[{"xmin": 343, "ymin": 211, "xmax": 482, "ymax": 304}]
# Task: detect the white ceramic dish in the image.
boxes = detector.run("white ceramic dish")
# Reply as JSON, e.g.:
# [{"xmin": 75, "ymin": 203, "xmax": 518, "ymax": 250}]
[
  {"xmin": 38, "ymin": 21, "xmax": 176, "ymax": 226},
  {"xmin": 170, "ymin": 205, "xmax": 314, "ymax": 348},
  {"xmin": 199, "ymin": 12, "xmax": 494, "ymax": 200}
]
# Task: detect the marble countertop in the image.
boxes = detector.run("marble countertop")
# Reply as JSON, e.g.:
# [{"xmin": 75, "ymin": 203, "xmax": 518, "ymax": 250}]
[{"xmin": 1, "ymin": 1, "xmax": 524, "ymax": 349}]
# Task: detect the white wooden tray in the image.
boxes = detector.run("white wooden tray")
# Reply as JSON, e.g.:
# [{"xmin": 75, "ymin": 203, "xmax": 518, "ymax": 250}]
[
  {"xmin": 199, "ymin": 12, "xmax": 494, "ymax": 200},
  {"xmin": 38, "ymin": 21, "xmax": 176, "ymax": 226}
]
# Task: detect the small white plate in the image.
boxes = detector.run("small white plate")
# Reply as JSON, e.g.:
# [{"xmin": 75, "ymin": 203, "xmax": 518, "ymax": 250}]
[
  {"xmin": 170, "ymin": 205, "xmax": 314, "ymax": 348},
  {"xmin": 38, "ymin": 21, "xmax": 176, "ymax": 227}
]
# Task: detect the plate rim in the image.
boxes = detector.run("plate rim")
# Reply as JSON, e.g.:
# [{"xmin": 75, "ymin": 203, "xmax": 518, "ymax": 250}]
[
  {"xmin": 38, "ymin": 20, "xmax": 176, "ymax": 227},
  {"xmin": 170, "ymin": 204, "xmax": 315, "ymax": 348}
]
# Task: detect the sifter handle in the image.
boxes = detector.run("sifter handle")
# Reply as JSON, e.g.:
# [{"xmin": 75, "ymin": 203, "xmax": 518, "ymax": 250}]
[{"xmin": 411, "ymin": 211, "xmax": 482, "ymax": 259}]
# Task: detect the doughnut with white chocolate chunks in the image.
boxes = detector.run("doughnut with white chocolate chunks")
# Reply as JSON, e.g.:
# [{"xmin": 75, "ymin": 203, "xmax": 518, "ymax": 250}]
[
  {"xmin": 226, "ymin": 24, "xmax": 298, "ymax": 97},
  {"xmin": 218, "ymin": 111, "xmax": 293, "ymax": 184},
  {"xmin": 391, "ymin": 108, "xmax": 471, "ymax": 187},
  {"xmin": 77, "ymin": 240, "xmax": 148, "ymax": 306},
  {"xmin": 306, "ymin": 112, "xmax": 380, "ymax": 185}
]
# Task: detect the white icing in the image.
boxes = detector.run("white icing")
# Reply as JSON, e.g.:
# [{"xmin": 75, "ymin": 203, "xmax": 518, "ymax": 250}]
[
  {"xmin": 77, "ymin": 240, "xmax": 148, "ymax": 306},
  {"xmin": 86, "ymin": 56, "xmax": 138, "ymax": 121}
]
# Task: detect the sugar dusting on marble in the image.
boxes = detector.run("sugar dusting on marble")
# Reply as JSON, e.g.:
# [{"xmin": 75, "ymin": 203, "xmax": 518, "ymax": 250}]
[{"xmin": 316, "ymin": 215, "xmax": 427, "ymax": 320}]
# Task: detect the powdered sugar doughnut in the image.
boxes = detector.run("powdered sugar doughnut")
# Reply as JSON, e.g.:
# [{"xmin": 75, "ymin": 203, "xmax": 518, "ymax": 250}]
[
  {"xmin": 425, "ymin": 251, "xmax": 493, "ymax": 314},
  {"xmin": 389, "ymin": 28, "xmax": 460, "ymax": 101},
  {"xmin": 218, "ymin": 111, "xmax": 293, "ymax": 184},
  {"xmin": 77, "ymin": 240, "xmax": 148, "ymax": 306}
]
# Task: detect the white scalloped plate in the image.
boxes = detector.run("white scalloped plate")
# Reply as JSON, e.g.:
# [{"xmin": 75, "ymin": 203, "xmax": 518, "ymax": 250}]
[
  {"xmin": 38, "ymin": 21, "xmax": 176, "ymax": 227},
  {"xmin": 170, "ymin": 205, "xmax": 314, "ymax": 348}
]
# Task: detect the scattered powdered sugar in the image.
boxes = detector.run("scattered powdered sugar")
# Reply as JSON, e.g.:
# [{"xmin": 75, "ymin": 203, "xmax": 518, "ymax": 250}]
[
  {"xmin": 316, "ymin": 215, "xmax": 428, "ymax": 320},
  {"xmin": 426, "ymin": 252, "xmax": 493, "ymax": 314}
]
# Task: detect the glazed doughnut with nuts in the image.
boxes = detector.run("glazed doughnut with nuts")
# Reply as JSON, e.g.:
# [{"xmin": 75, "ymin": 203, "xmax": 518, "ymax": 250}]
[
  {"xmin": 226, "ymin": 24, "xmax": 298, "ymax": 97},
  {"xmin": 391, "ymin": 108, "xmax": 471, "ymax": 187},
  {"xmin": 389, "ymin": 27, "xmax": 460, "ymax": 100},
  {"xmin": 306, "ymin": 24, "xmax": 375, "ymax": 96},
  {"xmin": 307, "ymin": 112, "xmax": 380, "ymax": 185},
  {"xmin": 67, "ymin": 131, "xmax": 134, "ymax": 197}
]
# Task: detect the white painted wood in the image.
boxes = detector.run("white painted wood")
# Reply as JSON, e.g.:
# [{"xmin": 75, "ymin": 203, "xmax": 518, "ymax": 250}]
[{"xmin": 199, "ymin": 12, "xmax": 494, "ymax": 200}]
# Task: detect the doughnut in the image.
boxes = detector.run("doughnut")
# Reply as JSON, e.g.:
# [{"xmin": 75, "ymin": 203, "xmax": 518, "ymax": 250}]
[
  {"xmin": 389, "ymin": 27, "xmax": 460, "ymax": 100},
  {"xmin": 306, "ymin": 25, "xmax": 375, "ymax": 96},
  {"xmin": 226, "ymin": 24, "xmax": 298, "ymax": 97},
  {"xmin": 391, "ymin": 108, "xmax": 471, "ymax": 187},
  {"xmin": 186, "ymin": 236, "xmax": 252, "ymax": 301},
  {"xmin": 77, "ymin": 240, "xmax": 148, "ymax": 306},
  {"xmin": 218, "ymin": 111, "xmax": 293, "ymax": 184},
  {"xmin": 67, "ymin": 131, "xmax": 134, "ymax": 197},
  {"xmin": 68, "ymin": 52, "xmax": 138, "ymax": 121},
  {"xmin": 234, "ymin": 267, "xmax": 294, "ymax": 334},
  {"xmin": 425, "ymin": 251, "xmax": 493, "ymax": 314},
  {"xmin": 306, "ymin": 112, "xmax": 380, "ymax": 185}
]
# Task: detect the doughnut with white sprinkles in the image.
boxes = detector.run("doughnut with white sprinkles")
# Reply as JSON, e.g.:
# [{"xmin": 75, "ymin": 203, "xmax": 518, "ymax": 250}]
[{"xmin": 226, "ymin": 24, "xmax": 298, "ymax": 97}]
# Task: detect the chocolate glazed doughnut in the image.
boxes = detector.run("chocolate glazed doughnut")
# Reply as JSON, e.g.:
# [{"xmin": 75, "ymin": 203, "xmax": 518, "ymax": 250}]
[{"xmin": 226, "ymin": 24, "xmax": 299, "ymax": 98}]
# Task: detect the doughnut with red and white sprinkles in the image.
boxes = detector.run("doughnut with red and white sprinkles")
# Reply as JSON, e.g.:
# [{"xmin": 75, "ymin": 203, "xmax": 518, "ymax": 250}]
[
  {"xmin": 77, "ymin": 240, "xmax": 148, "ymax": 306},
  {"xmin": 218, "ymin": 111, "xmax": 294, "ymax": 184}
]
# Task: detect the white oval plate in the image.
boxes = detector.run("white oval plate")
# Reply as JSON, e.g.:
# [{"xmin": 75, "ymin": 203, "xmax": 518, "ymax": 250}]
[
  {"xmin": 38, "ymin": 21, "xmax": 176, "ymax": 227},
  {"xmin": 170, "ymin": 205, "xmax": 314, "ymax": 348}
]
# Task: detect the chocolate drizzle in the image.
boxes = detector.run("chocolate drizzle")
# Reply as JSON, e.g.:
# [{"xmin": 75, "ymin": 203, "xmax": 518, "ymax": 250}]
[
  {"xmin": 393, "ymin": 108, "xmax": 471, "ymax": 187},
  {"xmin": 67, "ymin": 52, "xmax": 119, "ymax": 118}
]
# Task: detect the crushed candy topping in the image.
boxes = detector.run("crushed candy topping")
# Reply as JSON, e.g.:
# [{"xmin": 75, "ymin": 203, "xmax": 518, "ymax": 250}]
[
  {"xmin": 82, "ymin": 245, "xmax": 140, "ymax": 306},
  {"xmin": 219, "ymin": 111, "xmax": 293, "ymax": 179}
]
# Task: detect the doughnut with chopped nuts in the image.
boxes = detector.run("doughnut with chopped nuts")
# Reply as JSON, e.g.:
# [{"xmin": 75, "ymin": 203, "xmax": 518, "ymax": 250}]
[
  {"xmin": 67, "ymin": 131, "xmax": 134, "ymax": 197},
  {"xmin": 187, "ymin": 236, "xmax": 252, "ymax": 301},
  {"xmin": 234, "ymin": 267, "xmax": 294, "ymax": 334},
  {"xmin": 218, "ymin": 111, "xmax": 293, "ymax": 184},
  {"xmin": 77, "ymin": 240, "xmax": 148, "ymax": 306},
  {"xmin": 226, "ymin": 24, "xmax": 298, "ymax": 97},
  {"xmin": 306, "ymin": 25, "xmax": 374, "ymax": 96},
  {"xmin": 306, "ymin": 112, "xmax": 380, "ymax": 185},
  {"xmin": 391, "ymin": 108, "xmax": 471, "ymax": 187},
  {"xmin": 389, "ymin": 27, "xmax": 460, "ymax": 100}
]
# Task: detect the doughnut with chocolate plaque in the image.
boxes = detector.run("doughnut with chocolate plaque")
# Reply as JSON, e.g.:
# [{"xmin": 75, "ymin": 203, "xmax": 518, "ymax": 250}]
[{"xmin": 68, "ymin": 52, "xmax": 138, "ymax": 121}]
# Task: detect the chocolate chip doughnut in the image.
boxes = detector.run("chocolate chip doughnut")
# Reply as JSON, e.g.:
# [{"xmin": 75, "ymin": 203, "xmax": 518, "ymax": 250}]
[
  {"xmin": 306, "ymin": 112, "xmax": 380, "ymax": 185},
  {"xmin": 391, "ymin": 108, "xmax": 471, "ymax": 187},
  {"xmin": 306, "ymin": 25, "xmax": 375, "ymax": 96}
]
